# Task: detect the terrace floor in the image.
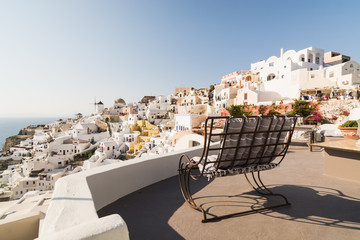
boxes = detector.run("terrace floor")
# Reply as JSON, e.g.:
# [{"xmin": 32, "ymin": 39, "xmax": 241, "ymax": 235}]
[{"xmin": 98, "ymin": 144, "xmax": 360, "ymax": 240}]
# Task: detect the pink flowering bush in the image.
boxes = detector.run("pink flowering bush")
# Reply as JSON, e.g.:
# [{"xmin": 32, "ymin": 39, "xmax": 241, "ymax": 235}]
[
  {"xmin": 332, "ymin": 115, "xmax": 338, "ymax": 120},
  {"xmin": 304, "ymin": 112, "xmax": 325, "ymax": 125},
  {"xmin": 339, "ymin": 110, "xmax": 350, "ymax": 117}
]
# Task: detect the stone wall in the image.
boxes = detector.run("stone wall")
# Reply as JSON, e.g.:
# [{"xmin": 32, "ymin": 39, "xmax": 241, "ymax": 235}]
[{"xmin": 318, "ymin": 100, "xmax": 359, "ymax": 124}]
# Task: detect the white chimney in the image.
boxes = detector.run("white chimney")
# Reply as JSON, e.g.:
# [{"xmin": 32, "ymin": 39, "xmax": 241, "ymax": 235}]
[{"xmin": 280, "ymin": 48, "xmax": 284, "ymax": 57}]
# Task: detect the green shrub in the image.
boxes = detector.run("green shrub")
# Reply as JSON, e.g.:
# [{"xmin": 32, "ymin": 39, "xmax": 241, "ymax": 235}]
[
  {"xmin": 227, "ymin": 105, "xmax": 252, "ymax": 117},
  {"xmin": 341, "ymin": 120, "xmax": 358, "ymax": 128},
  {"xmin": 73, "ymin": 147, "xmax": 97, "ymax": 161},
  {"xmin": 258, "ymin": 105, "xmax": 267, "ymax": 115},
  {"xmin": 267, "ymin": 109, "xmax": 281, "ymax": 116}
]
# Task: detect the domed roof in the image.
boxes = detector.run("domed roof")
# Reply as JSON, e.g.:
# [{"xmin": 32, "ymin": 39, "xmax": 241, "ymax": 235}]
[{"xmin": 115, "ymin": 98, "xmax": 126, "ymax": 104}]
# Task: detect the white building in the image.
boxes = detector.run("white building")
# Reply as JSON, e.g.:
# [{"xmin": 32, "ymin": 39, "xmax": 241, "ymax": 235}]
[
  {"xmin": 174, "ymin": 114, "xmax": 206, "ymax": 132},
  {"xmin": 251, "ymin": 47, "xmax": 325, "ymax": 99},
  {"xmin": 148, "ymin": 95, "xmax": 171, "ymax": 111},
  {"xmin": 11, "ymin": 169, "xmax": 65, "ymax": 199},
  {"xmin": 213, "ymin": 86, "xmax": 238, "ymax": 110},
  {"xmin": 249, "ymin": 46, "xmax": 360, "ymax": 101},
  {"xmin": 55, "ymin": 139, "xmax": 91, "ymax": 158},
  {"xmin": 128, "ymin": 114, "xmax": 138, "ymax": 125},
  {"xmin": 96, "ymin": 101, "xmax": 105, "ymax": 114},
  {"xmin": 300, "ymin": 60, "xmax": 360, "ymax": 92},
  {"xmin": 135, "ymin": 103, "xmax": 147, "ymax": 120},
  {"xmin": 235, "ymin": 83, "xmax": 282, "ymax": 105}
]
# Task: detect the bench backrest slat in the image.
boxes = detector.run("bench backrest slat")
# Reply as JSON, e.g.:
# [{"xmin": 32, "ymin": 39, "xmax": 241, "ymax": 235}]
[{"xmin": 201, "ymin": 116, "xmax": 297, "ymax": 174}]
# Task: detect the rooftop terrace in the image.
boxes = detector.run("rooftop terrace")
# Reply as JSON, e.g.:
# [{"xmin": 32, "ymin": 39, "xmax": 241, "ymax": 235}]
[
  {"xmin": 3, "ymin": 142, "xmax": 357, "ymax": 239},
  {"xmin": 98, "ymin": 144, "xmax": 360, "ymax": 240}
]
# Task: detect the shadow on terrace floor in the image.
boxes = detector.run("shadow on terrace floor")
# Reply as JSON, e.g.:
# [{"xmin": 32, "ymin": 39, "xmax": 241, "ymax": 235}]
[
  {"xmin": 261, "ymin": 184, "xmax": 360, "ymax": 230},
  {"xmin": 97, "ymin": 175, "xmax": 212, "ymax": 240}
]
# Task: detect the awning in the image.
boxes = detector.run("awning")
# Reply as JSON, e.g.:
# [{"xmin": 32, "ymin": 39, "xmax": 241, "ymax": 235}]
[{"xmin": 301, "ymin": 79, "xmax": 338, "ymax": 90}]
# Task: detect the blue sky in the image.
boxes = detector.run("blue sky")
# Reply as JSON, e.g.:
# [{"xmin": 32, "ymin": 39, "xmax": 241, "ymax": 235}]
[{"xmin": 1, "ymin": 0, "xmax": 359, "ymax": 117}]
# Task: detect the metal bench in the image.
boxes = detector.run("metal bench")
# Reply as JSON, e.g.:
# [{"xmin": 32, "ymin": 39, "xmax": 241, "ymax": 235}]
[{"xmin": 178, "ymin": 115, "xmax": 297, "ymax": 222}]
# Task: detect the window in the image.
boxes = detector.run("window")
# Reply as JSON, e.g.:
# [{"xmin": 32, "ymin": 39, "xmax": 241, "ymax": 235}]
[
  {"xmin": 329, "ymin": 72, "xmax": 334, "ymax": 78},
  {"xmin": 267, "ymin": 74, "xmax": 276, "ymax": 81},
  {"xmin": 315, "ymin": 57, "xmax": 320, "ymax": 64},
  {"xmin": 350, "ymin": 64, "xmax": 354, "ymax": 68},
  {"xmin": 33, "ymin": 181, "xmax": 35, "ymax": 184},
  {"xmin": 311, "ymin": 74, "xmax": 315, "ymax": 78},
  {"xmin": 301, "ymin": 57, "xmax": 305, "ymax": 62},
  {"xmin": 269, "ymin": 62, "xmax": 274, "ymax": 67},
  {"xmin": 26, "ymin": 181, "xmax": 28, "ymax": 185},
  {"xmin": 244, "ymin": 93, "xmax": 248, "ymax": 100},
  {"xmin": 310, "ymin": 68, "xmax": 313, "ymax": 71}
]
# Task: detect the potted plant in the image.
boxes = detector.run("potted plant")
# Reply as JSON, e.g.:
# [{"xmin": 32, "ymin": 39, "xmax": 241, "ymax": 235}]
[{"xmin": 338, "ymin": 120, "xmax": 359, "ymax": 139}]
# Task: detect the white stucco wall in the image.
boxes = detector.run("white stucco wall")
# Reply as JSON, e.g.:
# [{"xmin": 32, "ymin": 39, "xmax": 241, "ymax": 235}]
[
  {"xmin": 174, "ymin": 134, "xmax": 204, "ymax": 151},
  {"xmin": 39, "ymin": 145, "xmax": 208, "ymax": 239}
]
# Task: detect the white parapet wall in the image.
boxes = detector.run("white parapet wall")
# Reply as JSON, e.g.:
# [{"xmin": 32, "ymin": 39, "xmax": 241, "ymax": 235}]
[
  {"xmin": 38, "ymin": 145, "xmax": 205, "ymax": 240},
  {"xmin": 0, "ymin": 211, "xmax": 42, "ymax": 240}
]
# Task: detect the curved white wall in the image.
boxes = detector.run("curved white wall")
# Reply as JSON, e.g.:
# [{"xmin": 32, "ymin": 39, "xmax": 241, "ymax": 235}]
[{"xmin": 38, "ymin": 145, "xmax": 206, "ymax": 239}]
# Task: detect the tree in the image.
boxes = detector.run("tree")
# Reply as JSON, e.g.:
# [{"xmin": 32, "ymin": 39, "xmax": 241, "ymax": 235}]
[
  {"xmin": 288, "ymin": 99, "xmax": 315, "ymax": 117},
  {"xmin": 258, "ymin": 105, "xmax": 267, "ymax": 115},
  {"xmin": 227, "ymin": 105, "xmax": 252, "ymax": 117},
  {"xmin": 209, "ymin": 85, "xmax": 215, "ymax": 92}
]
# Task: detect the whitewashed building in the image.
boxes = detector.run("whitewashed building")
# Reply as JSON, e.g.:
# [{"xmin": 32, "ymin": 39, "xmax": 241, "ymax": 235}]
[
  {"xmin": 174, "ymin": 114, "xmax": 206, "ymax": 132},
  {"xmin": 235, "ymin": 83, "xmax": 282, "ymax": 105},
  {"xmin": 251, "ymin": 47, "xmax": 325, "ymax": 99},
  {"xmin": 213, "ymin": 86, "xmax": 238, "ymax": 109}
]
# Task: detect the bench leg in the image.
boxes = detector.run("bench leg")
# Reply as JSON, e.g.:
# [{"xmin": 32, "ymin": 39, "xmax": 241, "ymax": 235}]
[
  {"xmin": 178, "ymin": 163, "xmax": 207, "ymax": 221},
  {"xmin": 201, "ymin": 171, "xmax": 291, "ymax": 223}
]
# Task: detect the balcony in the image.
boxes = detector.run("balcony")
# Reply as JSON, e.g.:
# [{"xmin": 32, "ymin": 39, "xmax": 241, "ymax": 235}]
[{"xmin": 15, "ymin": 144, "xmax": 360, "ymax": 239}]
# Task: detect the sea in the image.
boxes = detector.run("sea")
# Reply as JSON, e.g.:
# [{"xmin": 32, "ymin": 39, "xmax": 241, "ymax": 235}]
[{"xmin": 0, "ymin": 117, "xmax": 61, "ymax": 151}]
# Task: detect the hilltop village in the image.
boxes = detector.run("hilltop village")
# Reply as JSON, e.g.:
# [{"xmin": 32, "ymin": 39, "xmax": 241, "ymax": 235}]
[{"xmin": 1, "ymin": 46, "xmax": 360, "ymax": 201}]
